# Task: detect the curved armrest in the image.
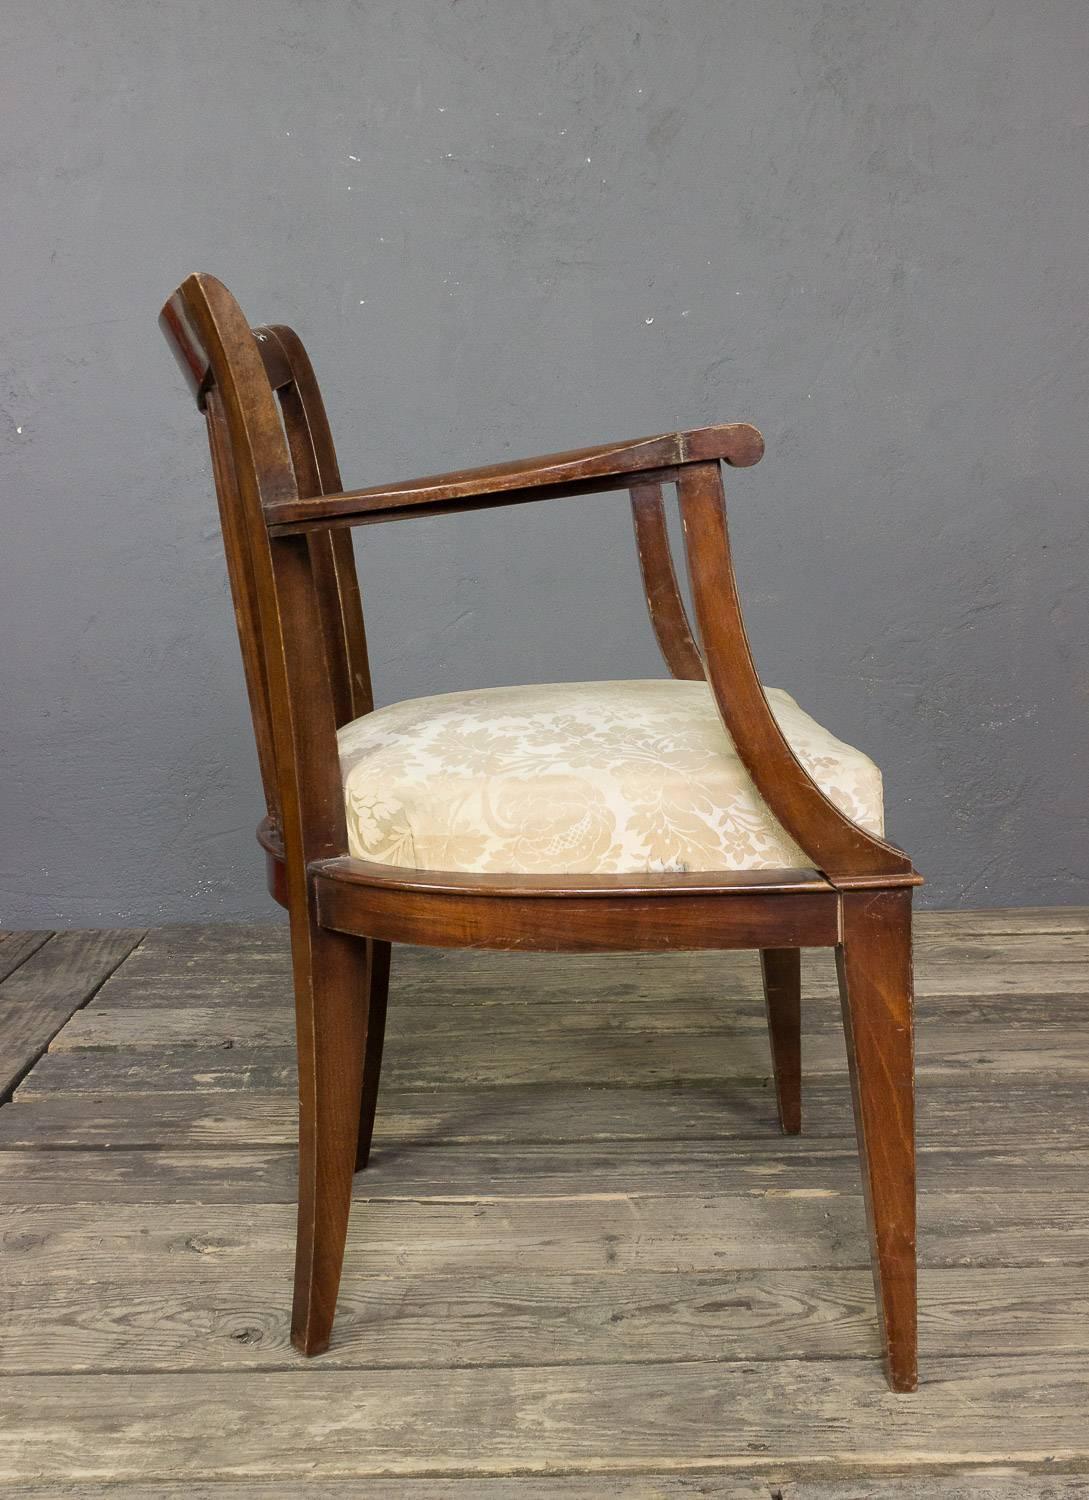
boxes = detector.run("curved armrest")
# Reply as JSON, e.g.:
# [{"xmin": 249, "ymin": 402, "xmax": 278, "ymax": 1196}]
[
  {"xmin": 265, "ymin": 422, "xmax": 764, "ymax": 533},
  {"xmin": 678, "ymin": 462, "xmax": 917, "ymax": 885}
]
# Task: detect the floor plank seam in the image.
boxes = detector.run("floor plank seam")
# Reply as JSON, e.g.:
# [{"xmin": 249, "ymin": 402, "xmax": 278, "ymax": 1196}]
[
  {"xmin": 4, "ymin": 916, "xmax": 1089, "ymax": 1481},
  {"xmin": 0, "ymin": 931, "xmax": 146, "ymax": 1108}
]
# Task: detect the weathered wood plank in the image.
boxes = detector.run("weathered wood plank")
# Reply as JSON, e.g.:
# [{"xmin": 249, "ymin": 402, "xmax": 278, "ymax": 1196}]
[
  {"xmin": 91, "ymin": 919, "xmax": 1089, "ymax": 1021},
  {"xmin": 2, "ymin": 1195, "xmax": 869, "ymax": 1282},
  {"xmin": 18, "ymin": 1037, "xmax": 813, "ymax": 1094},
  {"xmin": 109, "ymin": 928, "xmax": 1089, "ymax": 975},
  {"xmin": 8, "ymin": 1182, "xmax": 1089, "ymax": 1290},
  {"xmin": 918, "ymin": 933, "xmax": 1089, "ymax": 963},
  {"xmin": 67, "ymin": 946, "xmax": 773, "ymax": 1012},
  {"xmin": 50, "ymin": 989, "xmax": 1089, "ymax": 1054},
  {"xmin": 2, "ymin": 1266, "xmax": 1087, "ymax": 1374},
  {"xmin": 23, "ymin": 1020, "xmax": 1089, "ymax": 1095},
  {"xmin": 779, "ymin": 1482, "xmax": 1089, "ymax": 1499},
  {"xmin": 16, "ymin": 1046, "xmax": 305, "ymax": 1097},
  {"xmin": 0, "ymin": 1140, "xmax": 1087, "ymax": 1203},
  {"xmin": 10, "ymin": 1476, "xmax": 1089, "ymax": 1500},
  {"xmin": 0, "ymin": 930, "xmax": 144, "ymax": 1099},
  {"xmin": 5, "ymin": 1189, "xmax": 1088, "ymax": 1288},
  {"xmin": 0, "ymin": 1078, "xmax": 1081, "ymax": 1151},
  {"xmin": 9, "ymin": 1479, "xmax": 1089, "ymax": 1500},
  {"xmin": 0, "ymin": 931, "xmax": 53, "ymax": 985},
  {"xmin": 908, "ymin": 967, "xmax": 1089, "ymax": 996},
  {"xmin": 0, "ymin": 1082, "xmax": 781, "ymax": 1149},
  {"xmin": 6, "ymin": 913, "xmax": 1088, "ymax": 1487},
  {"xmin": 915, "ymin": 906, "xmax": 1089, "ymax": 935},
  {"xmin": 0, "ymin": 1479, "xmax": 781, "ymax": 1499},
  {"xmin": 54, "ymin": 997, "xmax": 791, "ymax": 1048},
  {"xmin": 3, "ymin": 1355, "xmax": 1089, "ymax": 1480},
  {"xmin": 121, "ymin": 924, "xmax": 288, "ymax": 956}
]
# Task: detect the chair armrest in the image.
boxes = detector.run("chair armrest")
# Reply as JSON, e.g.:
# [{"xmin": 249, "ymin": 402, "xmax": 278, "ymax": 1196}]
[
  {"xmin": 678, "ymin": 462, "xmax": 918, "ymax": 886},
  {"xmin": 264, "ymin": 422, "xmax": 764, "ymax": 533}
]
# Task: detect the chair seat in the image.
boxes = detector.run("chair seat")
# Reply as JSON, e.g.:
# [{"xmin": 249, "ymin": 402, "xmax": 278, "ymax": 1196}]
[{"xmin": 337, "ymin": 680, "xmax": 884, "ymax": 876}]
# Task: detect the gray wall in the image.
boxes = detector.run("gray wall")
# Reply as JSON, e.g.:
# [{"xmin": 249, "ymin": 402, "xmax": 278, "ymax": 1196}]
[{"xmin": 2, "ymin": 0, "xmax": 1086, "ymax": 925}]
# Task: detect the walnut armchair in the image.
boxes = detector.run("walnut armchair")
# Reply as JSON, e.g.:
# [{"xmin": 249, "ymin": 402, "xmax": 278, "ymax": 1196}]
[{"xmin": 161, "ymin": 273, "xmax": 921, "ymax": 1390}]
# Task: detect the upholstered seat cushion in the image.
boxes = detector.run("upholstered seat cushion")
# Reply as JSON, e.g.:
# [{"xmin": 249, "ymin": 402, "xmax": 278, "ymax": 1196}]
[{"xmin": 337, "ymin": 680, "xmax": 883, "ymax": 876}]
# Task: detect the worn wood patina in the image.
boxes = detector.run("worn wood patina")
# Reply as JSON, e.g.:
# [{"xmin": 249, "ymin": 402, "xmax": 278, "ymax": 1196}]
[{"xmin": 0, "ymin": 915, "xmax": 1088, "ymax": 1484}]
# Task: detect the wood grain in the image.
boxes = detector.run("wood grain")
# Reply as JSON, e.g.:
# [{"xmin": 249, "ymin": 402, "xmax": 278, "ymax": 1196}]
[
  {"xmin": 263, "ymin": 421, "xmax": 764, "ymax": 532},
  {"xmin": 630, "ymin": 480, "xmax": 705, "ymax": 679},
  {"xmin": 0, "ymin": 931, "xmax": 52, "ymax": 985},
  {"xmin": 3, "ymin": 1355, "xmax": 1089, "ymax": 1481},
  {"xmin": 778, "ymin": 1482, "xmax": 1089, "ymax": 1500},
  {"xmin": 3, "ymin": 1266, "xmax": 1085, "ymax": 1374},
  {"xmin": 9, "ymin": 1478, "xmax": 1089, "ymax": 1500},
  {"xmin": 2, "ymin": 1078, "xmax": 1083, "ymax": 1151},
  {"xmin": 5, "ymin": 896, "xmax": 1087, "ymax": 1488},
  {"xmin": 836, "ymin": 888, "xmax": 916, "ymax": 1389},
  {"xmin": 27, "ymin": 1021, "xmax": 1089, "ymax": 1091},
  {"xmin": 6, "ymin": 1189, "xmax": 1088, "ymax": 1284},
  {"xmin": 0, "ymin": 1481, "xmax": 781, "ymax": 1500},
  {"xmin": 0, "ymin": 1139, "xmax": 1085, "ymax": 1203},
  {"xmin": 93, "ymin": 924, "xmax": 1089, "ymax": 1009},
  {"xmin": 0, "ymin": 930, "xmax": 142, "ymax": 1099}
]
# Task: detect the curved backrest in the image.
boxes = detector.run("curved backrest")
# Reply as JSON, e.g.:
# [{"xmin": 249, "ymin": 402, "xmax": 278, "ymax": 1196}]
[
  {"xmin": 251, "ymin": 324, "xmax": 372, "ymax": 730},
  {"xmin": 159, "ymin": 273, "xmax": 368, "ymax": 872}
]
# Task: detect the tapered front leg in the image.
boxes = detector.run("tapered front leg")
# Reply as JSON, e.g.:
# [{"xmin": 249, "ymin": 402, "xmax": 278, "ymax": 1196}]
[
  {"xmin": 837, "ymin": 887, "xmax": 917, "ymax": 1392},
  {"xmin": 356, "ymin": 939, "xmax": 392, "ymax": 1171},
  {"xmin": 291, "ymin": 918, "xmax": 370, "ymax": 1356},
  {"xmin": 760, "ymin": 948, "xmax": 802, "ymax": 1134}
]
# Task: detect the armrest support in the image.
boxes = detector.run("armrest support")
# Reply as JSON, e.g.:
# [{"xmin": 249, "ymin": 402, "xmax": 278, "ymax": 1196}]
[
  {"xmin": 678, "ymin": 462, "xmax": 916, "ymax": 884},
  {"xmin": 631, "ymin": 482, "xmax": 705, "ymax": 680},
  {"xmin": 265, "ymin": 422, "xmax": 764, "ymax": 533}
]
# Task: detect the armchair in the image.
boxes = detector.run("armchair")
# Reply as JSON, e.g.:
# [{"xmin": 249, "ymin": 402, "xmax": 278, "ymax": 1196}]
[{"xmin": 161, "ymin": 273, "xmax": 920, "ymax": 1390}]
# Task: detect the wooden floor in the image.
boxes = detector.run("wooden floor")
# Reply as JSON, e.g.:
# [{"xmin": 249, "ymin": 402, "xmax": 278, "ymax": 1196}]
[{"xmin": 1, "ymin": 913, "xmax": 1089, "ymax": 1495}]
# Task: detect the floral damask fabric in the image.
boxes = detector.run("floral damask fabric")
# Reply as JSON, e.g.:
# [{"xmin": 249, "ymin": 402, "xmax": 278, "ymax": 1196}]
[{"xmin": 338, "ymin": 679, "xmax": 884, "ymax": 875}]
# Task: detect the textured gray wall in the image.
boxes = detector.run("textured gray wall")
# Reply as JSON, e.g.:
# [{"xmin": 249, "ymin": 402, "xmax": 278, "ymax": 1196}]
[{"xmin": 2, "ymin": 0, "xmax": 1086, "ymax": 924}]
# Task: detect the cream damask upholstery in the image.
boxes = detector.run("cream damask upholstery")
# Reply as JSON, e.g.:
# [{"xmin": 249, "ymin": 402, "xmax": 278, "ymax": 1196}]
[{"xmin": 337, "ymin": 679, "xmax": 884, "ymax": 876}]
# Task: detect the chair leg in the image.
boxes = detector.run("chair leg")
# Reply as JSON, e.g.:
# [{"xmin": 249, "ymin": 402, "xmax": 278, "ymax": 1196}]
[
  {"xmin": 290, "ymin": 917, "xmax": 369, "ymax": 1357},
  {"xmin": 356, "ymin": 939, "xmax": 392, "ymax": 1171},
  {"xmin": 760, "ymin": 948, "xmax": 802, "ymax": 1134},
  {"xmin": 836, "ymin": 887, "xmax": 917, "ymax": 1393}
]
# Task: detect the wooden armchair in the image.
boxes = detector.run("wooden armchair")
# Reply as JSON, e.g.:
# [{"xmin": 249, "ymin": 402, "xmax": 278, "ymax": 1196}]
[{"xmin": 161, "ymin": 273, "xmax": 921, "ymax": 1390}]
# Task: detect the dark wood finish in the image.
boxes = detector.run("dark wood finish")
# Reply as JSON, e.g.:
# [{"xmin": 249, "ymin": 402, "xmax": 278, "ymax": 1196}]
[
  {"xmin": 271, "ymin": 466, "xmax": 687, "ymax": 534},
  {"xmin": 204, "ymin": 394, "xmax": 280, "ymax": 819},
  {"xmin": 255, "ymin": 325, "xmax": 373, "ymax": 723},
  {"xmin": 678, "ymin": 462, "xmax": 916, "ymax": 886},
  {"xmin": 355, "ymin": 939, "xmax": 391, "ymax": 1170},
  {"xmin": 837, "ymin": 888, "xmax": 917, "ymax": 1392},
  {"xmin": 760, "ymin": 948, "xmax": 802, "ymax": 1135},
  {"xmin": 291, "ymin": 922, "xmax": 369, "ymax": 1354},
  {"xmin": 263, "ymin": 421, "xmax": 764, "ymax": 533},
  {"xmin": 630, "ymin": 481, "xmax": 704, "ymax": 679},
  {"xmin": 159, "ymin": 272, "xmax": 922, "ymax": 1386},
  {"xmin": 314, "ymin": 868, "xmax": 840, "ymax": 952}
]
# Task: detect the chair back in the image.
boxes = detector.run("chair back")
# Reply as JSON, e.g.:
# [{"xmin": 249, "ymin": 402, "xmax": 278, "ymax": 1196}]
[{"xmin": 160, "ymin": 273, "xmax": 370, "ymax": 871}]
